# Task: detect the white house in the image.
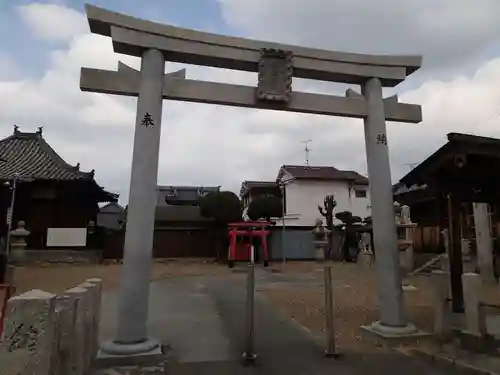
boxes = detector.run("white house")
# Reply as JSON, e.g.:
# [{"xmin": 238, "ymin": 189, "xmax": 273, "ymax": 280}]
[
  {"xmin": 97, "ymin": 202, "xmax": 126, "ymax": 230},
  {"xmin": 276, "ymin": 165, "xmax": 371, "ymax": 227}
]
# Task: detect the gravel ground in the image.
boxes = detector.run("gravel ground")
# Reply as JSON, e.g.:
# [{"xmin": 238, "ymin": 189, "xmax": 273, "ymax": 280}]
[
  {"xmin": 258, "ymin": 262, "xmax": 500, "ymax": 353},
  {"xmin": 10, "ymin": 259, "xmax": 233, "ymax": 295}
]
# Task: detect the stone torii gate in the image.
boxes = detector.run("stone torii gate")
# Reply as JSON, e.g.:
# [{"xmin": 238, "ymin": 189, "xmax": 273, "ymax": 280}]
[{"xmin": 80, "ymin": 4, "xmax": 423, "ymax": 357}]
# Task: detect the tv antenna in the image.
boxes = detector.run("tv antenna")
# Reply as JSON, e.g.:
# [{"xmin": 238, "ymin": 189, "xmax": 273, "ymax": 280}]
[{"xmin": 301, "ymin": 140, "xmax": 312, "ymax": 166}]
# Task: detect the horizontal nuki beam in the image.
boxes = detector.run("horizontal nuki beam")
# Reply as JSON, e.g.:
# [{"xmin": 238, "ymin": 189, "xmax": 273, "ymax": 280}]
[
  {"xmin": 84, "ymin": 4, "xmax": 422, "ymax": 87},
  {"xmin": 80, "ymin": 67, "xmax": 422, "ymax": 123}
]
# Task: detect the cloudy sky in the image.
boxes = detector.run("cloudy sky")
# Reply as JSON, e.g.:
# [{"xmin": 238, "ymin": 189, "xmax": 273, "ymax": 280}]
[{"xmin": 1, "ymin": 0, "xmax": 500, "ymax": 203}]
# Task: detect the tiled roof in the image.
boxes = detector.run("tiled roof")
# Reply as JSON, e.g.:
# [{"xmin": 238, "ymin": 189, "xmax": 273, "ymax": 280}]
[
  {"xmin": 240, "ymin": 181, "xmax": 278, "ymax": 197},
  {"xmin": 0, "ymin": 128, "xmax": 96, "ymax": 181},
  {"xmin": 399, "ymin": 132, "xmax": 500, "ymax": 187},
  {"xmin": 155, "ymin": 205, "xmax": 210, "ymax": 222},
  {"xmin": 277, "ymin": 165, "xmax": 368, "ymax": 185}
]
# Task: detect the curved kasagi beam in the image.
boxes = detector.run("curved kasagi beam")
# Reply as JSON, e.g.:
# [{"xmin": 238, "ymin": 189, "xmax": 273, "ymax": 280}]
[{"xmin": 84, "ymin": 4, "xmax": 422, "ymax": 87}]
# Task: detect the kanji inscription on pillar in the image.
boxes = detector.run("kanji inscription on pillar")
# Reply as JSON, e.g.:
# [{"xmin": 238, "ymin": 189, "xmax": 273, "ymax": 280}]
[
  {"xmin": 257, "ymin": 48, "xmax": 293, "ymax": 103},
  {"xmin": 376, "ymin": 134, "xmax": 387, "ymax": 145},
  {"xmin": 141, "ymin": 112, "xmax": 155, "ymax": 128}
]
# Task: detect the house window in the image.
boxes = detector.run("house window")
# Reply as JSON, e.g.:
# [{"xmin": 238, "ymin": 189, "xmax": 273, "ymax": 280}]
[{"xmin": 354, "ymin": 189, "xmax": 367, "ymax": 198}]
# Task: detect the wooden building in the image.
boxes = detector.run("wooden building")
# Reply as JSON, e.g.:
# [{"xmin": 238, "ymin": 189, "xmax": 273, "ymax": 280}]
[
  {"xmin": 394, "ymin": 132, "xmax": 500, "ymax": 311},
  {"xmin": 0, "ymin": 127, "xmax": 118, "ymax": 249},
  {"xmin": 394, "ymin": 133, "xmax": 500, "ymax": 254},
  {"xmin": 102, "ymin": 186, "xmax": 219, "ymax": 259},
  {"xmin": 153, "ymin": 205, "xmax": 216, "ymax": 258}
]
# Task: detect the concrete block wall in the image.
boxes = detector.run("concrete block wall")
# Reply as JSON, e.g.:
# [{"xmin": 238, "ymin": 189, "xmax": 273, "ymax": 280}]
[{"xmin": 0, "ymin": 278, "xmax": 103, "ymax": 375}]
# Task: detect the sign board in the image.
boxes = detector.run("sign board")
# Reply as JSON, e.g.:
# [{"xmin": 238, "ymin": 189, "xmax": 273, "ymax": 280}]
[{"xmin": 46, "ymin": 228, "xmax": 87, "ymax": 247}]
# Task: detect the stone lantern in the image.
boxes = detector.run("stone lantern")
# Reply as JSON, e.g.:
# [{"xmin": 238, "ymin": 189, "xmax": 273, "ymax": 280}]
[
  {"xmin": 312, "ymin": 218, "xmax": 330, "ymax": 261},
  {"xmin": 10, "ymin": 221, "xmax": 30, "ymax": 262},
  {"xmin": 394, "ymin": 203, "xmax": 417, "ymax": 273}
]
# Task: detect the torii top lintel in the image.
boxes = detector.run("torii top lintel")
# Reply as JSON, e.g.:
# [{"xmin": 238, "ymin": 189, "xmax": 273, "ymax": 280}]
[{"xmin": 84, "ymin": 4, "xmax": 421, "ymax": 87}]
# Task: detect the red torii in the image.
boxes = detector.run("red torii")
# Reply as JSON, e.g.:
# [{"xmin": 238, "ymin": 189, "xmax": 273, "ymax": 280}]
[{"xmin": 227, "ymin": 221, "xmax": 273, "ymax": 268}]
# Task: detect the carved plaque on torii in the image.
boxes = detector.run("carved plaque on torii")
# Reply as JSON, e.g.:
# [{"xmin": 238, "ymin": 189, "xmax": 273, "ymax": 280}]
[{"xmin": 257, "ymin": 48, "xmax": 293, "ymax": 103}]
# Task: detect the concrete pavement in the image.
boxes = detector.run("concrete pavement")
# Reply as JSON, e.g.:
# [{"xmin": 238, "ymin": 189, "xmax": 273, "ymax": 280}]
[{"xmin": 94, "ymin": 270, "xmax": 468, "ymax": 375}]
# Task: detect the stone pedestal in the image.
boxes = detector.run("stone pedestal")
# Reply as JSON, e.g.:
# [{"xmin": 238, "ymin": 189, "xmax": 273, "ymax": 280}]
[
  {"xmin": 312, "ymin": 240, "xmax": 327, "ymax": 261},
  {"xmin": 358, "ymin": 251, "xmax": 374, "ymax": 269},
  {"xmin": 0, "ymin": 289, "xmax": 56, "ymax": 375}
]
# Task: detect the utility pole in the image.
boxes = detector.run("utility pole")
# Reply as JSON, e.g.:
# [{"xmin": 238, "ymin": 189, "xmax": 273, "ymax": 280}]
[
  {"xmin": 301, "ymin": 140, "xmax": 312, "ymax": 166},
  {"xmin": 5, "ymin": 173, "xmax": 19, "ymax": 257}
]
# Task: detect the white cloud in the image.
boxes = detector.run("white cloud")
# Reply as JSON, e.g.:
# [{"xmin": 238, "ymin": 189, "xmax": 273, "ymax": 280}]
[
  {"xmin": 16, "ymin": 3, "xmax": 88, "ymax": 42},
  {"xmin": 2, "ymin": 2, "xmax": 500, "ymax": 204},
  {"xmin": 217, "ymin": 0, "xmax": 500, "ymax": 78}
]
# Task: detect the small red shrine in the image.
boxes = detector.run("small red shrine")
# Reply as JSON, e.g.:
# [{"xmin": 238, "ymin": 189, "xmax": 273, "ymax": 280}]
[{"xmin": 227, "ymin": 221, "xmax": 273, "ymax": 267}]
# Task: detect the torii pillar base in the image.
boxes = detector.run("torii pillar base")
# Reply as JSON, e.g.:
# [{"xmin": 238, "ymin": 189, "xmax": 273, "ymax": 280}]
[
  {"xmin": 97, "ymin": 339, "xmax": 165, "ymax": 367},
  {"xmin": 360, "ymin": 321, "xmax": 431, "ymax": 347}
]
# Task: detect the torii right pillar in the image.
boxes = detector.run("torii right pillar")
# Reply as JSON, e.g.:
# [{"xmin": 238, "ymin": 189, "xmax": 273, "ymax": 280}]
[{"xmin": 361, "ymin": 77, "xmax": 418, "ymax": 337}]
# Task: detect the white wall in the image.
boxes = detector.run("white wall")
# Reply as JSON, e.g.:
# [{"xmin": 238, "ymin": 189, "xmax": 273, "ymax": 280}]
[{"xmin": 282, "ymin": 180, "xmax": 371, "ymax": 227}]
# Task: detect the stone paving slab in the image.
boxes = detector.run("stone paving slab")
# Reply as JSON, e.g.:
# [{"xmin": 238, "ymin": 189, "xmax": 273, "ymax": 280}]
[
  {"xmin": 95, "ymin": 273, "xmax": 468, "ymax": 375},
  {"xmin": 98, "ymin": 277, "xmax": 232, "ymax": 366},
  {"xmin": 92, "ymin": 363, "xmax": 166, "ymax": 375}
]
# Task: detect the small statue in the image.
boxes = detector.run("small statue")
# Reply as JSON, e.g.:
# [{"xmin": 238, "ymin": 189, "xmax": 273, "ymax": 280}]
[
  {"xmin": 400, "ymin": 205, "xmax": 412, "ymax": 224},
  {"xmin": 393, "ymin": 201, "xmax": 402, "ymax": 224},
  {"xmin": 312, "ymin": 218, "xmax": 330, "ymax": 241}
]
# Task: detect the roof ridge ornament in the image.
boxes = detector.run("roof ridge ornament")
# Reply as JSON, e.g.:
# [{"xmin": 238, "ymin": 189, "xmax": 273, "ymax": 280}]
[
  {"xmin": 13, "ymin": 125, "xmax": 19, "ymax": 135},
  {"xmin": 37, "ymin": 126, "xmax": 43, "ymax": 135}
]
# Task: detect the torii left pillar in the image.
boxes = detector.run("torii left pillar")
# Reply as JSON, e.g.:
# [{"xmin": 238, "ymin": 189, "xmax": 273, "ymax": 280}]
[{"xmin": 101, "ymin": 49, "xmax": 165, "ymax": 356}]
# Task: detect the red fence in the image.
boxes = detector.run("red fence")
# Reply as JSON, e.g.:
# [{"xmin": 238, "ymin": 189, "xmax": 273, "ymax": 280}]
[{"xmin": 0, "ymin": 284, "xmax": 15, "ymax": 339}]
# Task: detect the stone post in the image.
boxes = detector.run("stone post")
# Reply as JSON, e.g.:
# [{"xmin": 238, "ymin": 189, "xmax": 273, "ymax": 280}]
[
  {"xmin": 65, "ymin": 286, "xmax": 91, "ymax": 375},
  {"xmin": 462, "ymin": 272, "xmax": 487, "ymax": 337},
  {"xmin": 473, "ymin": 203, "xmax": 496, "ymax": 285},
  {"xmin": 53, "ymin": 295, "xmax": 77, "ymax": 375},
  {"xmin": 430, "ymin": 270, "xmax": 452, "ymax": 341},
  {"xmin": 361, "ymin": 77, "xmax": 415, "ymax": 335},
  {"xmin": 0, "ymin": 289, "xmax": 56, "ymax": 375},
  {"xmin": 86, "ymin": 278, "xmax": 103, "ymax": 360},
  {"xmin": 79, "ymin": 280, "xmax": 101, "ymax": 368},
  {"xmin": 101, "ymin": 48, "xmax": 165, "ymax": 356}
]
